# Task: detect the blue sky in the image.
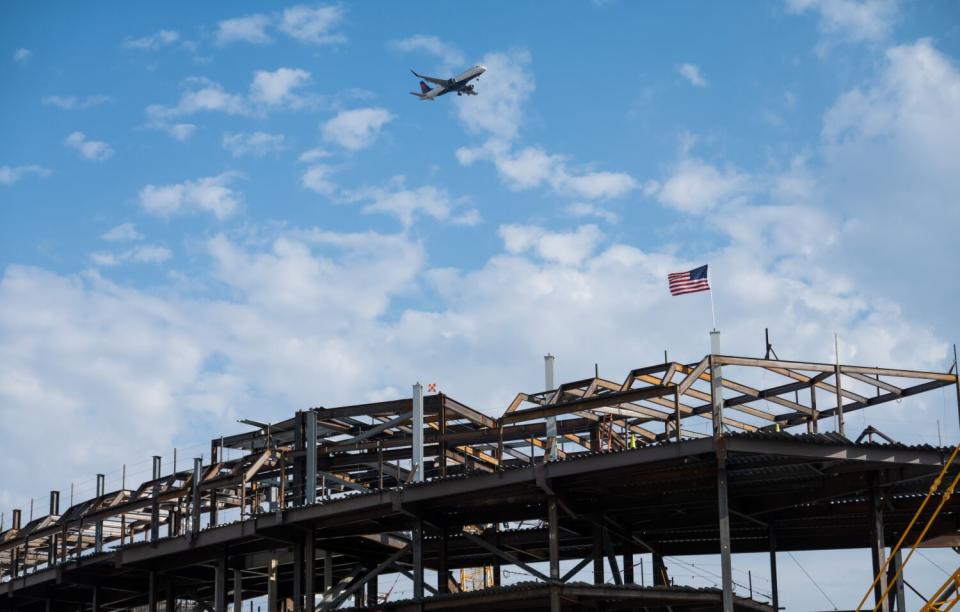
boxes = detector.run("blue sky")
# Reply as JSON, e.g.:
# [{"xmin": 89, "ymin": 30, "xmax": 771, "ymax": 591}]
[{"xmin": 2, "ymin": 1, "xmax": 960, "ymax": 607}]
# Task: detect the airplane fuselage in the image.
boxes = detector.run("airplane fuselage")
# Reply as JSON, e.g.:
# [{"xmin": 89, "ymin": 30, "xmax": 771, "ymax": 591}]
[{"xmin": 411, "ymin": 65, "xmax": 487, "ymax": 100}]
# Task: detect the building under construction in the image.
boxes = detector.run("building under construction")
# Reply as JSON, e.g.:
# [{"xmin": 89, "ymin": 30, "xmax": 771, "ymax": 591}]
[{"xmin": 1, "ymin": 336, "xmax": 959, "ymax": 611}]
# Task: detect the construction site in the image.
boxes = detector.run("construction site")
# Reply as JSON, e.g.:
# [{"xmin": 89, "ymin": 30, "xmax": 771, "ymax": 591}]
[{"xmin": 1, "ymin": 332, "xmax": 958, "ymax": 611}]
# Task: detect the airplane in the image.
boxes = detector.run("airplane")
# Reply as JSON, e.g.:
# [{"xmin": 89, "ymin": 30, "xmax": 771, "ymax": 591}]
[{"xmin": 410, "ymin": 65, "xmax": 487, "ymax": 100}]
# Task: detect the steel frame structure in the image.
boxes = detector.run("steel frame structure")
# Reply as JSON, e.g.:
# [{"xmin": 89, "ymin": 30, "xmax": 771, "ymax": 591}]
[{"xmin": 1, "ymin": 351, "xmax": 958, "ymax": 611}]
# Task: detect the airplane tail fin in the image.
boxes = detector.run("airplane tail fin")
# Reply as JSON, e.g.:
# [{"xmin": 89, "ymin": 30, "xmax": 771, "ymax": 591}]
[{"xmin": 419, "ymin": 81, "xmax": 430, "ymax": 94}]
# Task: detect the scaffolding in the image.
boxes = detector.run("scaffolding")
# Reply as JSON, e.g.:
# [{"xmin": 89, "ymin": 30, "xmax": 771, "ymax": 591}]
[{"xmin": 1, "ymin": 344, "xmax": 958, "ymax": 611}]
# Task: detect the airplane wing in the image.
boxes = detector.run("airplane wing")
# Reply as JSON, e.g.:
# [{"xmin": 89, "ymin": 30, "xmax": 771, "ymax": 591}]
[{"xmin": 411, "ymin": 69, "xmax": 449, "ymax": 87}]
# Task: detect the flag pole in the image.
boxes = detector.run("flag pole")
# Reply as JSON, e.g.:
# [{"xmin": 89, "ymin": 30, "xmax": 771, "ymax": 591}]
[{"xmin": 708, "ymin": 266, "xmax": 718, "ymax": 331}]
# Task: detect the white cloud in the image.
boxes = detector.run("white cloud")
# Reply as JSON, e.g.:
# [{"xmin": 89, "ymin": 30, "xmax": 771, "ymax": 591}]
[
  {"xmin": 249, "ymin": 67, "xmax": 311, "ymax": 106},
  {"xmin": 222, "ymin": 131, "xmax": 286, "ymax": 157},
  {"xmin": 456, "ymin": 50, "xmax": 533, "ymax": 142},
  {"xmin": 146, "ymin": 69, "xmax": 317, "ymax": 138},
  {"xmin": 169, "ymin": 123, "xmax": 196, "ymax": 141},
  {"xmin": 42, "ymin": 95, "xmax": 111, "ymax": 110},
  {"xmin": 322, "ymin": 107, "xmax": 394, "ymax": 151},
  {"xmin": 649, "ymin": 156, "xmax": 751, "ymax": 214},
  {"xmin": 297, "ymin": 148, "xmax": 331, "ymax": 163},
  {"xmin": 0, "ymin": 165, "xmax": 51, "ymax": 186},
  {"xmin": 499, "ymin": 224, "xmax": 604, "ymax": 266},
  {"xmin": 215, "ymin": 14, "xmax": 273, "ymax": 45},
  {"xmin": 122, "ymin": 29, "xmax": 180, "ymax": 51},
  {"xmin": 101, "ymin": 223, "xmax": 143, "ymax": 242},
  {"xmin": 567, "ymin": 202, "xmax": 618, "ymax": 223},
  {"xmin": 487, "ymin": 146, "xmax": 637, "ymax": 200},
  {"xmin": 64, "ymin": 132, "xmax": 113, "ymax": 161},
  {"xmin": 301, "ymin": 164, "xmax": 337, "ymax": 196},
  {"xmin": 278, "ymin": 4, "xmax": 346, "ymax": 45},
  {"xmin": 138, "ymin": 172, "xmax": 243, "ymax": 220},
  {"xmin": 345, "ymin": 179, "xmax": 460, "ymax": 228},
  {"xmin": 786, "ymin": 0, "xmax": 898, "ymax": 44},
  {"xmin": 91, "ymin": 245, "xmax": 172, "ymax": 267},
  {"xmin": 454, "ymin": 50, "xmax": 635, "ymax": 202},
  {"xmin": 389, "ymin": 34, "xmax": 465, "ymax": 70},
  {"xmin": 13, "ymin": 48, "xmax": 31, "ymax": 63},
  {"xmin": 678, "ymin": 63, "xmax": 707, "ymax": 87}
]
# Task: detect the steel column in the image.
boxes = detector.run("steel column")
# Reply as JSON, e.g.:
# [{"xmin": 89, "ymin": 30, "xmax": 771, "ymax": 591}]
[
  {"xmin": 268, "ymin": 558, "xmax": 278, "ymax": 611},
  {"xmin": 592, "ymin": 523, "xmax": 604, "ymax": 584},
  {"xmin": 294, "ymin": 538, "xmax": 305, "ymax": 612},
  {"xmin": 192, "ymin": 457, "xmax": 202, "ymax": 533},
  {"xmin": 215, "ymin": 556, "xmax": 228, "ymax": 612},
  {"xmin": 870, "ymin": 476, "xmax": 890, "ymax": 612},
  {"xmin": 94, "ymin": 474, "xmax": 104, "ymax": 553},
  {"xmin": 306, "ymin": 413, "xmax": 317, "ymax": 505},
  {"xmin": 769, "ymin": 529, "xmax": 779, "ymax": 611},
  {"xmin": 653, "ymin": 551, "xmax": 667, "ymax": 586},
  {"xmin": 545, "ymin": 354, "xmax": 558, "ymax": 462},
  {"xmin": 717, "ymin": 460, "xmax": 733, "ymax": 612},
  {"xmin": 412, "ymin": 383, "xmax": 424, "ymax": 482},
  {"xmin": 323, "ymin": 550, "xmax": 334, "ymax": 604},
  {"xmin": 623, "ymin": 540, "xmax": 634, "ymax": 584},
  {"xmin": 888, "ymin": 548, "xmax": 906, "ymax": 611},
  {"xmin": 47, "ymin": 491, "xmax": 59, "ymax": 567},
  {"xmin": 366, "ymin": 574, "xmax": 378, "ymax": 606},
  {"xmin": 413, "ymin": 518, "xmax": 424, "ymax": 599},
  {"xmin": 548, "ymin": 495, "xmax": 560, "ymax": 612},
  {"xmin": 304, "ymin": 528, "xmax": 316, "ymax": 607},
  {"xmin": 438, "ymin": 528, "xmax": 450, "ymax": 594},
  {"xmin": 233, "ymin": 568, "xmax": 243, "ymax": 612},
  {"xmin": 148, "ymin": 571, "xmax": 159, "ymax": 612}
]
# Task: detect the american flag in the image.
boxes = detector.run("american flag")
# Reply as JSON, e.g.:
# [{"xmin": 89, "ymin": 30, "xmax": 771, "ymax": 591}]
[{"xmin": 668, "ymin": 265, "xmax": 710, "ymax": 296}]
